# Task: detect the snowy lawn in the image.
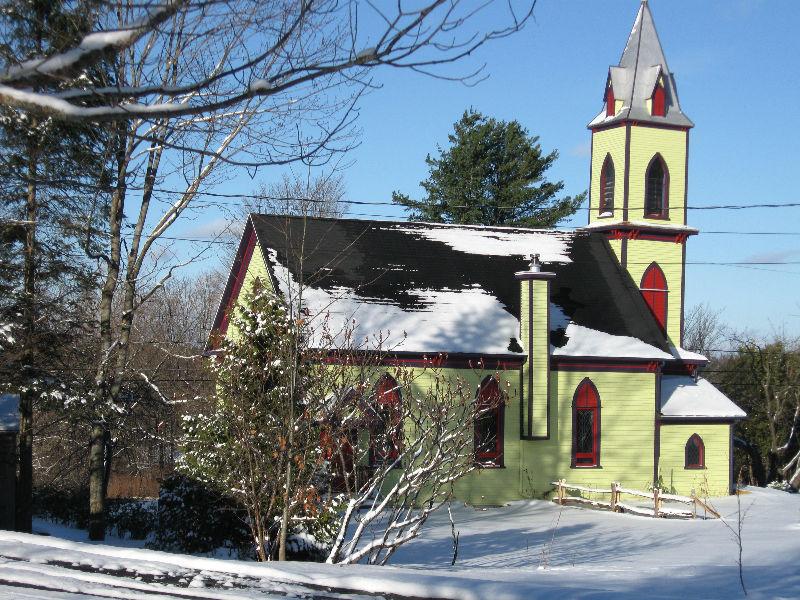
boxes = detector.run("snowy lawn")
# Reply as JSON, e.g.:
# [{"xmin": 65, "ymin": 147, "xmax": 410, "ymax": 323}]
[{"xmin": 0, "ymin": 487, "xmax": 797, "ymax": 599}]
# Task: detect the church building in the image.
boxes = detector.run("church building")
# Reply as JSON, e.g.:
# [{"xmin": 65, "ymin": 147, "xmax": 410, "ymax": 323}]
[{"xmin": 211, "ymin": 1, "xmax": 745, "ymax": 501}]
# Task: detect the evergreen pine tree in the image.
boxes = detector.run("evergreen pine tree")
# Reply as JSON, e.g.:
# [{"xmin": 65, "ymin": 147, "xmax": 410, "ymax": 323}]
[
  {"xmin": 181, "ymin": 280, "xmax": 330, "ymax": 560},
  {"xmin": 392, "ymin": 109, "xmax": 585, "ymax": 227},
  {"xmin": 0, "ymin": 0, "xmax": 110, "ymax": 531}
]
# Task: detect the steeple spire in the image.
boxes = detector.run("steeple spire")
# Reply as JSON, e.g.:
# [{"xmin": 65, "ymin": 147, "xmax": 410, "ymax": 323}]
[{"xmin": 589, "ymin": 1, "xmax": 693, "ymax": 129}]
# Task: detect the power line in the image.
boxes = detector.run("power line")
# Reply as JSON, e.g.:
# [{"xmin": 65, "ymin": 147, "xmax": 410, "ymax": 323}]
[{"xmin": 8, "ymin": 173, "xmax": 800, "ymax": 213}]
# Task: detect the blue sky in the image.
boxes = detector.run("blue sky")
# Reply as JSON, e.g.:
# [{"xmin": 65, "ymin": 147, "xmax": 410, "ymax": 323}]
[{"xmin": 183, "ymin": 0, "xmax": 800, "ymax": 337}]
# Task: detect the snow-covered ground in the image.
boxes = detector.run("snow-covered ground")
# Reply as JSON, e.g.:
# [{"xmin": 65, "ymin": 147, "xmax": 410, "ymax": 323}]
[{"xmin": 0, "ymin": 487, "xmax": 797, "ymax": 599}]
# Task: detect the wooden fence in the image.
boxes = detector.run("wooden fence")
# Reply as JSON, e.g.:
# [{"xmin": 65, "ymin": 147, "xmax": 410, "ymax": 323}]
[{"xmin": 551, "ymin": 479, "xmax": 721, "ymax": 520}]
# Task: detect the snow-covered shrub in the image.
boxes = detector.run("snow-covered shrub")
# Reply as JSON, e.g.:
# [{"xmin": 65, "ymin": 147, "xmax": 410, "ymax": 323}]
[
  {"xmin": 148, "ymin": 474, "xmax": 251, "ymax": 556},
  {"xmin": 32, "ymin": 485, "xmax": 90, "ymax": 528},
  {"xmin": 285, "ymin": 495, "xmax": 344, "ymax": 561},
  {"xmin": 767, "ymin": 480, "xmax": 796, "ymax": 493},
  {"xmin": 107, "ymin": 500, "xmax": 157, "ymax": 540}
]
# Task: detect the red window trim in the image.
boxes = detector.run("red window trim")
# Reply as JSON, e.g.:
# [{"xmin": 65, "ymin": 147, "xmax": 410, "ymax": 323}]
[
  {"xmin": 640, "ymin": 262, "xmax": 668, "ymax": 334},
  {"xmin": 644, "ymin": 153, "xmax": 669, "ymax": 219},
  {"xmin": 599, "ymin": 154, "xmax": 615, "ymax": 215},
  {"xmin": 685, "ymin": 433, "xmax": 705, "ymax": 469},
  {"xmin": 571, "ymin": 379, "xmax": 601, "ymax": 468},
  {"xmin": 474, "ymin": 375, "xmax": 504, "ymax": 467},
  {"xmin": 652, "ymin": 83, "xmax": 666, "ymax": 117},
  {"xmin": 368, "ymin": 374, "xmax": 402, "ymax": 468}
]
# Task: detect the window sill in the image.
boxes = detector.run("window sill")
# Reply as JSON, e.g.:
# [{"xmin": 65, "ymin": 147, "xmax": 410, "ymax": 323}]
[
  {"xmin": 643, "ymin": 214, "xmax": 669, "ymax": 220},
  {"xmin": 684, "ymin": 466, "xmax": 706, "ymax": 470},
  {"xmin": 475, "ymin": 461, "xmax": 505, "ymax": 469},
  {"xmin": 570, "ymin": 464, "xmax": 602, "ymax": 469}
]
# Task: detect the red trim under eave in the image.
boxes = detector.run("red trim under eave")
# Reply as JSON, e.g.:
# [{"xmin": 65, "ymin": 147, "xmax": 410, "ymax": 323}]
[
  {"xmin": 552, "ymin": 358, "xmax": 662, "ymax": 373},
  {"xmin": 321, "ymin": 352, "xmax": 525, "ymax": 371},
  {"xmin": 601, "ymin": 228, "xmax": 693, "ymax": 244},
  {"xmin": 210, "ymin": 222, "xmax": 258, "ymax": 345}
]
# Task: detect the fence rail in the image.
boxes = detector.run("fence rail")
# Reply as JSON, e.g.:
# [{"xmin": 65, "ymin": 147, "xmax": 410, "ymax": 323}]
[{"xmin": 550, "ymin": 479, "xmax": 721, "ymax": 520}]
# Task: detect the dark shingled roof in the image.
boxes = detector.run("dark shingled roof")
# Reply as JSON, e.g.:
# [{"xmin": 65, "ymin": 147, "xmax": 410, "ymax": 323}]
[{"xmin": 247, "ymin": 214, "xmax": 671, "ymax": 356}]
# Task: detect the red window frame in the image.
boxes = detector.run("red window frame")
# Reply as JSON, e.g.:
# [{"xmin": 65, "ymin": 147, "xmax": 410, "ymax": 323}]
[
  {"xmin": 474, "ymin": 376, "xmax": 504, "ymax": 467},
  {"xmin": 652, "ymin": 83, "xmax": 666, "ymax": 117},
  {"xmin": 605, "ymin": 84, "xmax": 616, "ymax": 117},
  {"xmin": 685, "ymin": 434, "xmax": 705, "ymax": 469},
  {"xmin": 599, "ymin": 154, "xmax": 615, "ymax": 214},
  {"xmin": 640, "ymin": 262, "xmax": 668, "ymax": 334},
  {"xmin": 644, "ymin": 154, "xmax": 669, "ymax": 218},
  {"xmin": 572, "ymin": 379, "xmax": 600, "ymax": 468},
  {"xmin": 368, "ymin": 374, "xmax": 402, "ymax": 467}
]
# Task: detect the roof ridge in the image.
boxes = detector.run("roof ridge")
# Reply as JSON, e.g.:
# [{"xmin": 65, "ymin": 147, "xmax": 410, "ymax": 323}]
[{"xmin": 249, "ymin": 212, "xmax": 577, "ymax": 236}]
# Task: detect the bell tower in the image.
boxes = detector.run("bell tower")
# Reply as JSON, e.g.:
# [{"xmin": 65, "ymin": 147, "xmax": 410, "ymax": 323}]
[{"xmin": 585, "ymin": 0, "xmax": 697, "ymax": 348}]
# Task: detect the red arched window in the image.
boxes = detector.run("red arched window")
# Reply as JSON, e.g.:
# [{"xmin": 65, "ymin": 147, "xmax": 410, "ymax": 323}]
[
  {"xmin": 605, "ymin": 83, "xmax": 616, "ymax": 117},
  {"xmin": 368, "ymin": 374, "xmax": 402, "ymax": 467},
  {"xmin": 599, "ymin": 155, "xmax": 615, "ymax": 215},
  {"xmin": 685, "ymin": 434, "xmax": 705, "ymax": 469},
  {"xmin": 572, "ymin": 379, "xmax": 600, "ymax": 468},
  {"xmin": 640, "ymin": 263, "xmax": 668, "ymax": 333},
  {"xmin": 644, "ymin": 154, "xmax": 669, "ymax": 218},
  {"xmin": 652, "ymin": 82, "xmax": 666, "ymax": 117},
  {"xmin": 475, "ymin": 376, "xmax": 504, "ymax": 466}
]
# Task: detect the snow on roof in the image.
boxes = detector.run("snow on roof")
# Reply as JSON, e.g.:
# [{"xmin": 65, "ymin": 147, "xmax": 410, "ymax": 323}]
[
  {"xmin": 386, "ymin": 223, "xmax": 573, "ymax": 262},
  {"xmin": 550, "ymin": 304, "xmax": 670, "ymax": 360},
  {"xmin": 269, "ymin": 249, "xmax": 520, "ymax": 354},
  {"xmin": 0, "ymin": 394, "xmax": 19, "ymax": 432},
  {"xmin": 660, "ymin": 376, "xmax": 746, "ymax": 419},
  {"xmin": 670, "ymin": 347, "xmax": 708, "ymax": 363},
  {"xmin": 553, "ymin": 324, "xmax": 673, "ymax": 360},
  {"xmin": 239, "ymin": 215, "xmax": 674, "ymax": 359}
]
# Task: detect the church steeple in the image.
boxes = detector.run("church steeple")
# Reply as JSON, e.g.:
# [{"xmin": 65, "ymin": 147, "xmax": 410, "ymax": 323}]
[
  {"xmin": 585, "ymin": 1, "xmax": 698, "ymax": 349},
  {"xmin": 589, "ymin": 0, "xmax": 692, "ymax": 129}
]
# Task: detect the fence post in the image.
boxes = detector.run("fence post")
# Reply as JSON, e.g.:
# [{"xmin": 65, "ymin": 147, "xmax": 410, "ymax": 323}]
[
  {"xmin": 610, "ymin": 482, "xmax": 618, "ymax": 512},
  {"xmin": 558, "ymin": 479, "xmax": 565, "ymax": 505},
  {"xmin": 690, "ymin": 489, "xmax": 697, "ymax": 519},
  {"xmin": 653, "ymin": 487, "xmax": 661, "ymax": 518}
]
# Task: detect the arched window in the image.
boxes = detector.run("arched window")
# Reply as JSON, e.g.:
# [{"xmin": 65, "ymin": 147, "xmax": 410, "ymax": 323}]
[
  {"xmin": 572, "ymin": 379, "xmax": 600, "ymax": 468},
  {"xmin": 644, "ymin": 155, "xmax": 669, "ymax": 218},
  {"xmin": 368, "ymin": 374, "xmax": 402, "ymax": 467},
  {"xmin": 640, "ymin": 263, "xmax": 668, "ymax": 333},
  {"xmin": 475, "ymin": 376, "xmax": 504, "ymax": 466},
  {"xmin": 599, "ymin": 155, "xmax": 615, "ymax": 215},
  {"xmin": 605, "ymin": 83, "xmax": 616, "ymax": 117},
  {"xmin": 685, "ymin": 434, "xmax": 705, "ymax": 469},
  {"xmin": 652, "ymin": 82, "xmax": 666, "ymax": 117}
]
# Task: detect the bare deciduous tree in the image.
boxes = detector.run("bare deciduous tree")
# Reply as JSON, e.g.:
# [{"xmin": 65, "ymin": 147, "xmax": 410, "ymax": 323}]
[
  {"xmin": 0, "ymin": 0, "xmax": 536, "ymax": 122},
  {"xmin": 66, "ymin": 0, "xmax": 534, "ymax": 541},
  {"xmin": 684, "ymin": 303, "xmax": 728, "ymax": 358},
  {"xmin": 326, "ymin": 366, "xmax": 504, "ymax": 566}
]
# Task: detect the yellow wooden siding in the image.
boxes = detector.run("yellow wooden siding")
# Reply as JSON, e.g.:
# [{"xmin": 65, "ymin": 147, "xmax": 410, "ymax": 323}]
[
  {"xmin": 628, "ymin": 126, "xmax": 687, "ymax": 225},
  {"xmin": 607, "ymin": 238, "xmax": 622, "ymax": 264},
  {"xmin": 659, "ymin": 423, "xmax": 731, "ymax": 496},
  {"xmin": 589, "ymin": 127, "xmax": 627, "ymax": 224},
  {"xmin": 225, "ymin": 246, "xmax": 272, "ymax": 342},
  {"xmin": 520, "ymin": 370, "xmax": 657, "ymax": 498},
  {"xmin": 625, "ymin": 239, "xmax": 683, "ymax": 345},
  {"xmin": 530, "ymin": 281, "xmax": 550, "ymax": 437},
  {"xmin": 353, "ymin": 367, "xmax": 523, "ymax": 506}
]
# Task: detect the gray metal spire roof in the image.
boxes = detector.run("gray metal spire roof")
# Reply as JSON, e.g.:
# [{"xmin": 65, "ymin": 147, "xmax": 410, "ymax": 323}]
[{"xmin": 589, "ymin": 1, "xmax": 693, "ymax": 129}]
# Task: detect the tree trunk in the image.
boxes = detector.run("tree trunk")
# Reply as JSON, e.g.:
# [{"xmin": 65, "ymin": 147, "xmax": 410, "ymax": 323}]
[
  {"xmin": 89, "ymin": 422, "xmax": 107, "ymax": 540},
  {"xmin": 766, "ymin": 450, "xmax": 780, "ymax": 485},
  {"xmin": 15, "ymin": 135, "xmax": 38, "ymax": 533},
  {"xmin": 734, "ymin": 436, "xmax": 766, "ymax": 487}
]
